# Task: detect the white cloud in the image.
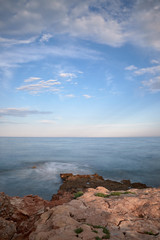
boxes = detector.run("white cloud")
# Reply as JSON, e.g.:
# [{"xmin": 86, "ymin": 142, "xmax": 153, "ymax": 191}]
[
  {"xmin": 151, "ymin": 59, "xmax": 159, "ymax": 64},
  {"xmin": 126, "ymin": 0, "xmax": 160, "ymax": 50},
  {"xmin": 125, "ymin": 65, "xmax": 137, "ymax": 71},
  {"xmin": 68, "ymin": 13, "xmax": 125, "ymax": 47},
  {"xmin": 0, "ymin": 0, "xmax": 126, "ymax": 47},
  {"xmin": 65, "ymin": 94, "xmax": 75, "ymax": 98},
  {"xmin": 0, "ymin": 36, "xmax": 37, "ymax": 46},
  {"xmin": 142, "ymin": 76, "xmax": 160, "ymax": 93},
  {"xmin": 134, "ymin": 65, "xmax": 160, "ymax": 76},
  {"xmin": 0, "ymin": 0, "xmax": 160, "ymax": 50},
  {"xmin": 0, "ymin": 108, "xmax": 51, "ymax": 117},
  {"xmin": 39, "ymin": 33, "xmax": 52, "ymax": 42},
  {"xmin": 24, "ymin": 77, "xmax": 41, "ymax": 82},
  {"xmin": 0, "ymin": 44, "xmax": 101, "ymax": 71},
  {"xmin": 17, "ymin": 79, "xmax": 61, "ymax": 94},
  {"xmin": 83, "ymin": 94, "xmax": 92, "ymax": 99},
  {"xmin": 125, "ymin": 64, "xmax": 160, "ymax": 76},
  {"xmin": 126, "ymin": 62, "xmax": 160, "ymax": 93},
  {"xmin": 59, "ymin": 73, "xmax": 77, "ymax": 78}
]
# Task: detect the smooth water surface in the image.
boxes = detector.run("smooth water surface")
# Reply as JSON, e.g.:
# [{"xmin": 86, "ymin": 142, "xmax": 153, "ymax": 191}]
[{"xmin": 0, "ymin": 137, "xmax": 160, "ymax": 200}]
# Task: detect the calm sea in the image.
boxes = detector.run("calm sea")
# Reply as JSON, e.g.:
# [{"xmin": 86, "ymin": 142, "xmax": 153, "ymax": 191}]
[{"xmin": 0, "ymin": 137, "xmax": 160, "ymax": 200}]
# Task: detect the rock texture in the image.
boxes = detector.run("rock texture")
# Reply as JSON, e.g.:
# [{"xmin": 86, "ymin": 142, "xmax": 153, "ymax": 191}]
[
  {"xmin": 0, "ymin": 193, "xmax": 55, "ymax": 240},
  {"xmin": 0, "ymin": 174, "xmax": 159, "ymax": 240},
  {"xmin": 52, "ymin": 173, "xmax": 148, "ymax": 203},
  {"xmin": 30, "ymin": 187, "xmax": 160, "ymax": 240}
]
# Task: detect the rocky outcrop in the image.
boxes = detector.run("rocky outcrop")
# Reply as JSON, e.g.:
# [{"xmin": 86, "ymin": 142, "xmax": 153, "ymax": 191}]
[
  {"xmin": 30, "ymin": 187, "xmax": 160, "ymax": 240},
  {"xmin": 0, "ymin": 192, "xmax": 55, "ymax": 240},
  {"xmin": 52, "ymin": 173, "xmax": 148, "ymax": 202},
  {"xmin": 0, "ymin": 174, "xmax": 158, "ymax": 240}
]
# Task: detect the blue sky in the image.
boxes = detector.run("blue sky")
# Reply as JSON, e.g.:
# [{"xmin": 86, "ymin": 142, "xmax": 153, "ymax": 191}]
[{"xmin": 0, "ymin": 0, "xmax": 160, "ymax": 137}]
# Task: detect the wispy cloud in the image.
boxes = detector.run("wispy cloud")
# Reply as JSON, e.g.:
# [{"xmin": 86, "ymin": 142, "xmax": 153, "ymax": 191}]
[
  {"xmin": 1, "ymin": 0, "xmax": 160, "ymax": 50},
  {"xmin": 142, "ymin": 76, "xmax": 160, "ymax": 93},
  {"xmin": 125, "ymin": 65, "xmax": 138, "ymax": 71},
  {"xmin": 125, "ymin": 62, "xmax": 160, "ymax": 93},
  {"xmin": 0, "ymin": 108, "xmax": 52, "ymax": 117},
  {"xmin": 0, "ymin": 44, "xmax": 101, "ymax": 71},
  {"xmin": 0, "ymin": 36, "xmax": 37, "ymax": 46},
  {"xmin": 151, "ymin": 59, "xmax": 159, "ymax": 64},
  {"xmin": 65, "ymin": 94, "xmax": 75, "ymax": 98},
  {"xmin": 24, "ymin": 77, "xmax": 41, "ymax": 82},
  {"xmin": 39, "ymin": 33, "xmax": 52, "ymax": 43},
  {"xmin": 127, "ymin": 0, "xmax": 160, "ymax": 50},
  {"xmin": 134, "ymin": 65, "xmax": 160, "ymax": 76},
  {"xmin": 83, "ymin": 94, "xmax": 92, "ymax": 99},
  {"xmin": 59, "ymin": 73, "xmax": 77, "ymax": 78},
  {"xmin": 125, "ymin": 64, "xmax": 160, "ymax": 76},
  {"xmin": 17, "ymin": 79, "xmax": 61, "ymax": 94}
]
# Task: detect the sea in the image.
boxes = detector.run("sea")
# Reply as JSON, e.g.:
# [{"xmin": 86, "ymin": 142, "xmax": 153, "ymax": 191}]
[{"xmin": 0, "ymin": 137, "xmax": 160, "ymax": 200}]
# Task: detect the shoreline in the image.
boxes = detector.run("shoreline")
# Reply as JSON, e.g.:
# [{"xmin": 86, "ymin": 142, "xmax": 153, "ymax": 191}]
[{"xmin": 1, "ymin": 174, "xmax": 159, "ymax": 240}]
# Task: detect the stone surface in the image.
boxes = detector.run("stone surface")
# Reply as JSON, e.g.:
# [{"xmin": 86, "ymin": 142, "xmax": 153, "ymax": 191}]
[
  {"xmin": 0, "ymin": 174, "xmax": 158, "ymax": 240},
  {"xmin": 30, "ymin": 187, "xmax": 160, "ymax": 240},
  {"xmin": 0, "ymin": 192, "xmax": 55, "ymax": 240},
  {"xmin": 52, "ymin": 173, "xmax": 148, "ymax": 202}
]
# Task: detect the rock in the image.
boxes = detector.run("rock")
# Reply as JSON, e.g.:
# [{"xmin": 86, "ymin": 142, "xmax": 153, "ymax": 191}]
[
  {"xmin": 30, "ymin": 187, "xmax": 160, "ymax": 240},
  {"xmin": 130, "ymin": 182, "xmax": 148, "ymax": 189},
  {"xmin": 52, "ymin": 173, "xmax": 148, "ymax": 201},
  {"xmin": 0, "ymin": 192, "xmax": 55, "ymax": 240},
  {"xmin": 0, "ymin": 217, "xmax": 16, "ymax": 240},
  {"xmin": 0, "ymin": 174, "xmax": 154, "ymax": 240},
  {"xmin": 121, "ymin": 179, "xmax": 131, "ymax": 186},
  {"xmin": 60, "ymin": 173, "xmax": 73, "ymax": 181}
]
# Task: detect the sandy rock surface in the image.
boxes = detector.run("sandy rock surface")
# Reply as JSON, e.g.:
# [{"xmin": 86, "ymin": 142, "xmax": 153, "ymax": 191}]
[
  {"xmin": 0, "ymin": 174, "xmax": 159, "ymax": 240},
  {"xmin": 30, "ymin": 187, "xmax": 160, "ymax": 240}
]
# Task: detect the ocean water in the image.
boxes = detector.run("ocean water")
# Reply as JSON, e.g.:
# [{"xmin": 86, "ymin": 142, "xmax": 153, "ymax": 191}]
[{"xmin": 0, "ymin": 137, "xmax": 160, "ymax": 200}]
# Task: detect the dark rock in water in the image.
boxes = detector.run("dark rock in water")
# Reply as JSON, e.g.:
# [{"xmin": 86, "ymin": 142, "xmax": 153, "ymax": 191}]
[
  {"xmin": 121, "ymin": 179, "xmax": 131, "ymax": 186},
  {"xmin": 131, "ymin": 182, "xmax": 148, "ymax": 189},
  {"xmin": 58, "ymin": 173, "xmax": 147, "ymax": 193},
  {"xmin": 60, "ymin": 173, "xmax": 73, "ymax": 181},
  {"xmin": 51, "ymin": 173, "xmax": 148, "ymax": 202}
]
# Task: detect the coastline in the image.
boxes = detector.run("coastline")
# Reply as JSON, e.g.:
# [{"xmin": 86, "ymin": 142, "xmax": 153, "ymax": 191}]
[{"xmin": 0, "ymin": 174, "xmax": 159, "ymax": 240}]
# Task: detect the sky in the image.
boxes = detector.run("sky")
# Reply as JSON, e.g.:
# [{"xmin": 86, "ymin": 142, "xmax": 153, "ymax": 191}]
[{"xmin": 0, "ymin": 0, "xmax": 160, "ymax": 137}]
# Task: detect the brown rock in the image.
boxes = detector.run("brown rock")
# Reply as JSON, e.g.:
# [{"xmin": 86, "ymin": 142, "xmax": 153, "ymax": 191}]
[
  {"xmin": 0, "ymin": 192, "xmax": 55, "ymax": 240},
  {"xmin": 0, "ymin": 174, "xmax": 152, "ymax": 240},
  {"xmin": 30, "ymin": 187, "xmax": 160, "ymax": 240},
  {"xmin": 53, "ymin": 173, "xmax": 148, "ymax": 200},
  {"xmin": 0, "ymin": 217, "xmax": 16, "ymax": 240}
]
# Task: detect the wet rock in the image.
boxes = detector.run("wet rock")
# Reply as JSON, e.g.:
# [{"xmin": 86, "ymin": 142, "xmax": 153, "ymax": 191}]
[{"xmin": 53, "ymin": 173, "xmax": 148, "ymax": 199}]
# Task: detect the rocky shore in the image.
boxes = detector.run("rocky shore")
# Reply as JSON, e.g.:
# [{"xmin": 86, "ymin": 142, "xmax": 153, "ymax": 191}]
[{"xmin": 0, "ymin": 174, "xmax": 159, "ymax": 240}]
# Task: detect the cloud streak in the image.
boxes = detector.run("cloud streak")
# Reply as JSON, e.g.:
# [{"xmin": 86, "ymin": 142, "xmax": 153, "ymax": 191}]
[
  {"xmin": 17, "ymin": 79, "xmax": 61, "ymax": 94},
  {"xmin": 83, "ymin": 94, "xmax": 92, "ymax": 99},
  {"xmin": 142, "ymin": 76, "xmax": 160, "ymax": 93},
  {"xmin": 125, "ymin": 62, "xmax": 160, "ymax": 93},
  {"xmin": 0, "ymin": 108, "xmax": 52, "ymax": 117}
]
